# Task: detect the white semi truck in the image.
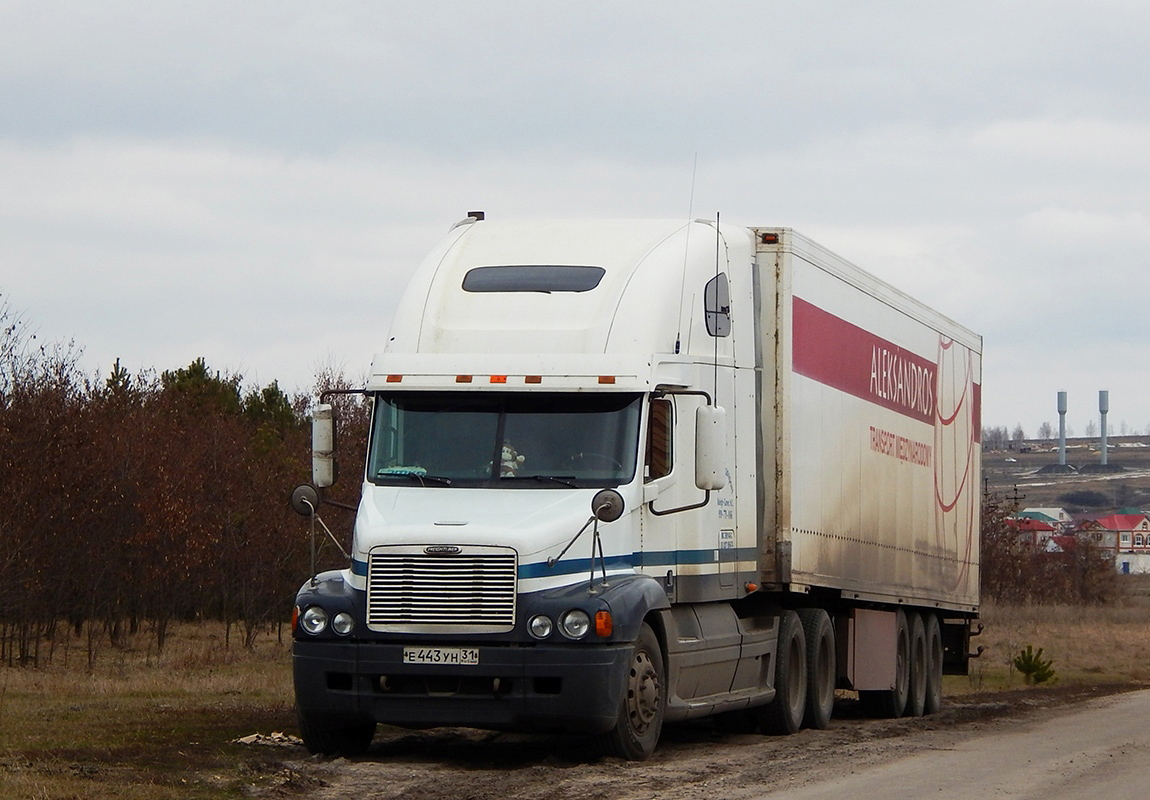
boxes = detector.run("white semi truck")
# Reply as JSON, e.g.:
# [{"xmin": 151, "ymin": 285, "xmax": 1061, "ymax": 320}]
[{"xmin": 291, "ymin": 214, "xmax": 982, "ymax": 760}]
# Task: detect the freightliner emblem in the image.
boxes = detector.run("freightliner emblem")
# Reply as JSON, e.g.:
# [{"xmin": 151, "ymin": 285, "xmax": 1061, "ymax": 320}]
[{"xmin": 424, "ymin": 545, "xmax": 461, "ymax": 555}]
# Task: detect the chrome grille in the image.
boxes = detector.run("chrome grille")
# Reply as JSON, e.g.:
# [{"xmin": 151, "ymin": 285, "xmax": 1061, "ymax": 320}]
[{"xmin": 366, "ymin": 546, "xmax": 517, "ymax": 633}]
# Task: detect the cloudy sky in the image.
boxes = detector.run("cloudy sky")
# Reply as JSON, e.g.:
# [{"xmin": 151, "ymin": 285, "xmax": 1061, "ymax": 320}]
[{"xmin": 2, "ymin": 1, "xmax": 1148, "ymax": 435}]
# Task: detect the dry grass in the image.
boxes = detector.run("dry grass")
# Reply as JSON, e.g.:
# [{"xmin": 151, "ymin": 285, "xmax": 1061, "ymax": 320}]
[
  {"xmin": 953, "ymin": 582, "xmax": 1150, "ymax": 692},
  {"xmin": 0, "ymin": 622, "xmax": 296, "ymax": 800},
  {"xmin": 5, "ymin": 598, "xmax": 1150, "ymax": 798}
]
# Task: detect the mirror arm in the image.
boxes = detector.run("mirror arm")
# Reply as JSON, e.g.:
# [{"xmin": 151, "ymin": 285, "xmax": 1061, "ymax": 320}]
[
  {"xmin": 317, "ymin": 495, "xmax": 358, "ymax": 512},
  {"xmin": 652, "ymin": 387, "xmax": 713, "ymax": 405}
]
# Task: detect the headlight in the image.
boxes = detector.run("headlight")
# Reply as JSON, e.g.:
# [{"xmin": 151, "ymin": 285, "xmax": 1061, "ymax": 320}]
[
  {"xmin": 300, "ymin": 605, "xmax": 329, "ymax": 635},
  {"xmin": 528, "ymin": 615, "xmax": 553, "ymax": 639},
  {"xmin": 559, "ymin": 609, "xmax": 591, "ymax": 639},
  {"xmin": 332, "ymin": 612, "xmax": 355, "ymax": 635}
]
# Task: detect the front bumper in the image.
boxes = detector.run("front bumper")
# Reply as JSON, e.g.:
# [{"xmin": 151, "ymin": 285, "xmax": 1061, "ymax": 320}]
[{"xmin": 293, "ymin": 639, "xmax": 632, "ymax": 734}]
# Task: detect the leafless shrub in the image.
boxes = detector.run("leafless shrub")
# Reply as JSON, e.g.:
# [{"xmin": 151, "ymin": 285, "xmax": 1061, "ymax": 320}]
[{"xmin": 982, "ymin": 492, "xmax": 1118, "ymax": 605}]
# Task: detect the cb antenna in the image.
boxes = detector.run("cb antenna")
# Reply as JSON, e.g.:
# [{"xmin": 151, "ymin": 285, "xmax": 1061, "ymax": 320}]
[
  {"xmin": 674, "ymin": 153, "xmax": 698, "ymax": 355},
  {"xmin": 714, "ymin": 210, "xmax": 721, "ymax": 395}
]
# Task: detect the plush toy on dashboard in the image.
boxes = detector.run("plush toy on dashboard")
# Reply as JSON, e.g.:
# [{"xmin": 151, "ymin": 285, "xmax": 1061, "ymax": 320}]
[{"xmin": 497, "ymin": 440, "xmax": 526, "ymax": 477}]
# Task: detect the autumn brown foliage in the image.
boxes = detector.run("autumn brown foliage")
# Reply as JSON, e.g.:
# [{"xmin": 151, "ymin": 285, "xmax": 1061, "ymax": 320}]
[
  {"xmin": 0, "ymin": 297, "xmax": 360, "ymax": 665},
  {"xmin": 981, "ymin": 491, "xmax": 1118, "ymax": 605}
]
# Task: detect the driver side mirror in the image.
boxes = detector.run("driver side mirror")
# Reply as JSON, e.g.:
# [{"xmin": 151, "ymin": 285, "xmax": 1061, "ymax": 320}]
[
  {"xmin": 312, "ymin": 403, "xmax": 335, "ymax": 488},
  {"xmin": 695, "ymin": 405, "xmax": 727, "ymax": 490}
]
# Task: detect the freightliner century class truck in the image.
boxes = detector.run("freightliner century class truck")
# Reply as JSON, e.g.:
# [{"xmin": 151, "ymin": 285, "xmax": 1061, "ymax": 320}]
[{"xmin": 290, "ymin": 213, "xmax": 982, "ymax": 760}]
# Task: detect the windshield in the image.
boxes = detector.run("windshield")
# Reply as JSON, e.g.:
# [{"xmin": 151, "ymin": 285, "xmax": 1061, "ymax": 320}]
[{"xmin": 367, "ymin": 392, "xmax": 641, "ymax": 488}]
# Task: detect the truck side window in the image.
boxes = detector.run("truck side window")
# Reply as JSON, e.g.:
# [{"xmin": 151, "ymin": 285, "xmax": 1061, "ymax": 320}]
[
  {"xmin": 704, "ymin": 273, "xmax": 731, "ymax": 337},
  {"xmin": 645, "ymin": 398, "xmax": 673, "ymax": 481}
]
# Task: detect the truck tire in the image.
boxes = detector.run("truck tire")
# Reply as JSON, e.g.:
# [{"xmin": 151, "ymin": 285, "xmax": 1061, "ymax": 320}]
[
  {"xmin": 758, "ymin": 610, "xmax": 806, "ymax": 735},
  {"xmin": 600, "ymin": 622, "xmax": 665, "ymax": 760},
  {"xmin": 924, "ymin": 613, "xmax": 943, "ymax": 714},
  {"xmin": 297, "ymin": 709, "xmax": 375, "ymax": 756},
  {"xmin": 906, "ymin": 612, "xmax": 927, "ymax": 717},
  {"xmin": 858, "ymin": 608, "xmax": 910, "ymax": 718},
  {"xmin": 798, "ymin": 608, "xmax": 835, "ymax": 730}
]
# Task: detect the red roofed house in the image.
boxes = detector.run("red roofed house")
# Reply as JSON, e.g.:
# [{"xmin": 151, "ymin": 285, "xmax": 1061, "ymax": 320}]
[
  {"xmin": 1007, "ymin": 516, "xmax": 1058, "ymax": 549},
  {"xmin": 1075, "ymin": 513, "xmax": 1150, "ymax": 573},
  {"xmin": 1046, "ymin": 535, "xmax": 1079, "ymax": 553}
]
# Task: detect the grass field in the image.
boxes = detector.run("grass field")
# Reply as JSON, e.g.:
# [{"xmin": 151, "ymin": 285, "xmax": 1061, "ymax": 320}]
[
  {"xmin": 3, "ymin": 598, "xmax": 1150, "ymax": 799},
  {"xmin": 0, "ymin": 625, "xmax": 297, "ymax": 799}
]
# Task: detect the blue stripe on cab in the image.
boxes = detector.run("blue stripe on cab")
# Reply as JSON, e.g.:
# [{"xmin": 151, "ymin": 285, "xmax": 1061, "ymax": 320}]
[{"xmin": 353, "ymin": 547, "xmax": 759, "ymax": 581}]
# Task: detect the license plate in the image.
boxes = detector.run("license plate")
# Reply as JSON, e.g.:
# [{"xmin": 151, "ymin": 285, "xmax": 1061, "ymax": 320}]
[{"xmin": 402, "ymin": 647, "xmax": 480, "ymax": 666}]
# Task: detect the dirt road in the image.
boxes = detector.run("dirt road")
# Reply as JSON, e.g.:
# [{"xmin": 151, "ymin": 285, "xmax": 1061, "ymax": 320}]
[
  {"xmin": 771, "ymin": 688, "xmax": 1150, "ymax": 800},
  {"xmin": 268, "ymin": 685, "xmax": 1143, "ymax": 799}
]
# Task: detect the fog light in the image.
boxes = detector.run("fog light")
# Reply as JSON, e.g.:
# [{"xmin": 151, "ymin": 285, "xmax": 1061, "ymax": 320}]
[
  {"xmin": 529, "ymin": 615, "xmax": 553, "ymax": 639},
  {"xmin": 559, "ymin": 609, "xmax": 591, "ymax": 639},
  {"xmin": 332, "ymin": 612, "xmax": 354, "ymax": 635},
  {"xmin": 301, "ymin": 606, "xmax": 328, "ymax": 635}
]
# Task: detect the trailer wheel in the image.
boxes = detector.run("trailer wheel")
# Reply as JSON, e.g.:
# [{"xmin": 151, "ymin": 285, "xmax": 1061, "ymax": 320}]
[
  {"xmin": 858, "ymin": 608, "xmax": 910, "ymax": 718},
  {"xmin": 924, "ymin": 613, "xmax": 943, "ymax": 714},
  {"xmin": 906, "ymin": 612, "xmax": 927, "ymax": 717},
  {"xmin": 758, "ymin": 610, "xmax": 806, "ymax": 735},
  {"xmin": 798, "ymin": 608, "xmax": 836, "ymax": 730},
  {"xmin": 601, "ymin": 622, "xmax": 665, "ymax": 760},
  {"xmin": 297, "ymin": 709, "xmax": 375, "ymax": 756}
]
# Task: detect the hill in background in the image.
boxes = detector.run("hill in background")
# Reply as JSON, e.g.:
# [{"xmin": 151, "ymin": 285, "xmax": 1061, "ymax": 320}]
[{"xmin": 983, "ymin": 436, "xmax": 1150, "ymax": 513}]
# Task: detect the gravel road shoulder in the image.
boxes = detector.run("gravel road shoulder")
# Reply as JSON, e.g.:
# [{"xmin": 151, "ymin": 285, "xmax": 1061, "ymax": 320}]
[{"xmin": 257, "ymin": 684, "xmax": 1140, "ymax": 799}]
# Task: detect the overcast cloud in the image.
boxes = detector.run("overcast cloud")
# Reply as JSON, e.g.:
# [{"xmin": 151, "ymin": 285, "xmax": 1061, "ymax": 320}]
[{"xmin": 2, "ymin": 1, "xmax": 1149, "ymax": 434}]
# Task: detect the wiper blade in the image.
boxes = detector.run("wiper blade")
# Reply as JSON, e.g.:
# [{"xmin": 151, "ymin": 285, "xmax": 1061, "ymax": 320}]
[
  {"xmin": 518, "ymin": 475, "xmax": 578, "ymax": 488},
  {"xmin": 376, "ymin": 470, "xmax": 453, "ymax": 486}
]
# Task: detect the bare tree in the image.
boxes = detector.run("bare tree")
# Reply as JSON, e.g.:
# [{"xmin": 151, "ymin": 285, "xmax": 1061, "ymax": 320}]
[
  {"xmin": 1037, "ymin": 421, "xmax": 1054, "ymax": 441},
  {"xmin": 982, "ymin": 426, "xmax": 1009, "ymax": 451},
  {"xmin": 1085, "ymin": 419, "xmax": 1098, "ymax": 438}
]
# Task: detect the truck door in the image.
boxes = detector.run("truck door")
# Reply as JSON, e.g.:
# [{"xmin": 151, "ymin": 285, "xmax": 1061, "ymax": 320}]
[{"xmin": 641, "ymin": 390, "xmax": 735, "ymax": 603}]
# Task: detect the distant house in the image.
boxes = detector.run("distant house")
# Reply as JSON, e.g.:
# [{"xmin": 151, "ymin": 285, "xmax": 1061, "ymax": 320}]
[
  {"xmin": 1007, "ymin": 516, "xmax": 1058, "ymax": 549},
  {"xmin": 1075, "ymin": 513, "xmax": 1150, "ymax": 573},
  {"xmin": 1020, "ymin": 507, "xmax": 1073, "ymax": 532},
  {"xmin": 1046, "ymin": 535, "xmax": 1079, "ymax": 553}
]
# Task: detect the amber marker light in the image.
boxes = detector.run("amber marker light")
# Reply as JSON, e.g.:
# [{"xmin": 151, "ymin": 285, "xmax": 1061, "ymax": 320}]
[
  {"xmin": 761, "ymin": 232, "xmax": 779, "ymax": 244},
  {"xmin": 595, "ymin": 610, "xmax": 613, "ymax": 637},
  {"xmin": 525, "ymin": 375, "xmax": 542, "ymax": 384},
  {"xmin": 291, "ymin": 605, "xmax": 300, "ymax": 631},
  {"xmin": 456, "ymin": 375, "xmax": 473, "ymax": 383},
  {"xmin": 490, "ymin": 375, "xmax": 507, "ymax": 384},
  {"xmin": 744, "ymin": 582, "xmax": 759, "ymax": 594},
  {"xmin": 597, "ymin": 376, "xmax": 616, "ymax": 385},
  {"xmin": 386, "ymin": 374, "xmax": 403, "ymax": 383}
]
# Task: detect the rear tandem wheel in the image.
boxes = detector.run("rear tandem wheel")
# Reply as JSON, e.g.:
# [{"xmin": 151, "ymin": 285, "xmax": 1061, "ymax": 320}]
[{"xmin": 757, "ymin": 609, "xmax": 807, "ymax": 735}]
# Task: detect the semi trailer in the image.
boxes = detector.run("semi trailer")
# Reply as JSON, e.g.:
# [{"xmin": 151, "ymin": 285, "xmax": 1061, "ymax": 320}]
[{"xmin": 291, "ymin": 214, "xmax": 982, "ymax": 759}]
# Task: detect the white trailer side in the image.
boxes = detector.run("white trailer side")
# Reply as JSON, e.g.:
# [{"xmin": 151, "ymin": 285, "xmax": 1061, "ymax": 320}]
[{"xmin": 753, "ymin": 229, "xmax": 981, "ymax": 612}]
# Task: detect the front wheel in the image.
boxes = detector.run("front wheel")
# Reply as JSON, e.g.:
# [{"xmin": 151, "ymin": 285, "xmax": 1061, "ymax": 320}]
[
  {"xmin": 297, "ymin": 709, "xmax": 375, "ymax": 756},
  {"xmin": 600, "ymin": 622, "xmax": 665, "ymax": 760}
]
